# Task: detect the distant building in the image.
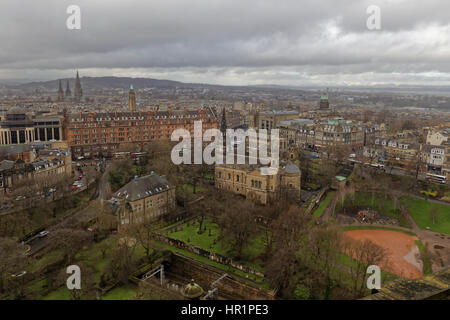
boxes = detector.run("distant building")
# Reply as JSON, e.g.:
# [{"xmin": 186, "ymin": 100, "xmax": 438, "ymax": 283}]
[
  {"xmin": 74, "ymin": 71, "xmax": 83, "ymax": 101},
  {"xmin": 112, "ymin": 173, "xmax": 175, "ymax": 230},
  {"xmin": 319, "ymin": 94, "xmax": 330, "ymax": 110},
  {"xmin": 64, "ymin": 107, "xmax": 217, "ymax": 159},
  {"xmin": 278, "ymin": 118, "xmax": 365, "ymax": 152},
  {"xmin": 129, "ymin": 84, "xmax": 136, "ymax": 112},
  {"xmin": 426, "ymin": 128, "xmax": 450, "ymax": 146},
  {"xmin": 420, "ymin": 144, "xmax": 446, "ymax": 173},
  {"xmin": 65, "ymin": 81, "xmax": 72, "ymax": 98},
  {"xmin": 0, "ymin": 107, "xmax": 63, "ymax": 145},
  {"xmin": 57, "ymin": 80, "xmax": 64, "ymax": 102},
  {"xmin": 248, "ymin": 109, "xmax": 299, "ymax": 130},
  {"xmin": 215, "ymin": 162, "xmax": 301, "ymax": 204},
  {"xmin": 0, "ymin": 146, "xmax": 71, "ymax": 193}
]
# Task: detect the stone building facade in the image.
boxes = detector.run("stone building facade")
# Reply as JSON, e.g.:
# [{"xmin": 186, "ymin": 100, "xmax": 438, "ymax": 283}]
[
  {"xmin": 214, "ymin": 162, "xmax": 301, "ymax": 204},
  {"xmin": 112, "ymin": 173, "xmax": 176, "ymax": 230}
]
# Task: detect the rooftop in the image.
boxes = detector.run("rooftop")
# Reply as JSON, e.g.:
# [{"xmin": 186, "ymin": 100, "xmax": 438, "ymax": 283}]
[{"xmin": 113, "ymin": 172, "xmax": 171, "ymax": 202}]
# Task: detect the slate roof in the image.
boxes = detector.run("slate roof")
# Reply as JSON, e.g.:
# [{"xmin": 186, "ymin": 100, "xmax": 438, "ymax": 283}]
[
  {"xmin": 113, "ymin": 173, "xmax": 171, "ymax": 202},
  {"xmin": 0, "ymin": 160, "xmax": 15, "ymax": 171},
  {"xmin": 285, "ymin": 162, "xmax": 300, "ymax": 174},
  {"xmin": 0, "ymin": 144, "xmax": 33, "ymax": 158}
]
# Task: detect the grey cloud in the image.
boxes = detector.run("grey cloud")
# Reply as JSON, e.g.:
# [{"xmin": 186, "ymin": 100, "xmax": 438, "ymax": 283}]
[{"xmin": 1, "ymin": 0, "xmax": 450, "ymax": 85}]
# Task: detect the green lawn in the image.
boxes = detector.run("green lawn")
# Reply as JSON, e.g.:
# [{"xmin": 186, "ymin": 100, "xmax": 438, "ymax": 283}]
[
  {"xmin": 399, "ymin": 196, "xmax": 450, "ymax": 235},
  {"xmin": 167, "ymin": 219, "xmax": 267, "ymax": 271},
  {"xmin": 42, "ymin": 287, "xmax": 71, "ymax": 300},
  {"xmin": 35, "ymin": 236, "xmax": 149, "ymax": 300},
  {"xmin": 27, "ymin": 250, "xmax": 65, "ymax": 274},
  {"xmin": 415, "ymin": 240, "xmax": 433, "ymax": 275},
  {"xmin": 102, "ymin": 285, "xmax": 137, "ymax": 300},
  {"xmin": 181, "ymin": 184, "xmax": 208, "ymax": 194},
  {"xmin": 337, "ymin": 192, "xmax": 410, "ymax": 228},
  {"xmin": 313, "ymin": 191, "xmax": 335, "ymax": 218},
  {"xmin": 337, "ymin": 253, "xmax": 400, "ymax": 283}
]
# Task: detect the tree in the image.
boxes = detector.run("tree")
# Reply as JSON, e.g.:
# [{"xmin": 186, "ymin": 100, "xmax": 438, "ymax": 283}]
[
  {"xmin": 53, "ymin": 262, "xmax": 97, "ymax": 300},
  {"xmin": 104, "ymin": 240, "xmax": 139, "ymax": 285},
  {"xmin": 265, "ymin": 206, "xmax": 311, "ymax": 295},
  {"xmin": 218, "ymin": 200, "xmax": 258, "ymax": 259},
  {"xmin": 309, "ymin": 222, "xmax": 343, "ymax": 299},
  {"xmin": 342, "ymin": 239, "xmax": 388, "ymax": 298},
  {"xmin": 47, "ymin": 228, "xmax": 92, "ymax": 264},
  {"xmin": 0, "ymin": 238, "xmax": 27, "ymax": 296},
  {"xmin": 429, "ymin": 206, "xmax": 440, "ymax": 225},
  {"xmin": 128, "ymin": 216, "xmax": 159, "ymax": 258}
]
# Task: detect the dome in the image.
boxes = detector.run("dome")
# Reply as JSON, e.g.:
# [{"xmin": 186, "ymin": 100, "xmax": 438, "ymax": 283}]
[
  {"xmin": 182, "ymin": 279, "xmax": 204, "ymax": 299},
  {"xmin": 285, "ymin": 162, "xmax": 300, "ymax": 174}
]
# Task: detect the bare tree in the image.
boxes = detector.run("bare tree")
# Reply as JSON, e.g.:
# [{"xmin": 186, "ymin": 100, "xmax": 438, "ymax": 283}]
[
  {"xmin": 47, "ymin": 228, "xmax": 92, "ymax": 264},
  {"xmin": 219, "ymin": 200, "xmax": 258, "ymax": 260},
  {"xmin": 53, "ymin": 262, "xmax": 97, "ymax": 300},
  {"xmin": 429, "ymin": 206, "xmax": 440, "ymax": 225},
  {"xmin": 342, "ymin": 239, "xmax": 388, "ymax": 298},
  {"xmin": 0, "ymin": 237, "xmax": 27, "ymax": 296}
]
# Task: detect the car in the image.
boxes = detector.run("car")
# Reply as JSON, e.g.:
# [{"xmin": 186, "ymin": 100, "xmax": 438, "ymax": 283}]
[
  {"xmin": 11, "ymin": 271, "xmax": 27, "ymax": 278},
  {"xmin": 38, "ymin": 230, "xmax": 49, "ymax": 238},
  {"xmin": 15, "ymin": 195, "xmax": 26, "ymax": 201},
  {"xmin": 0, "ymin": 204, "xmax": 8, "ymax": 210},
  {"xmin": 49, "ymin": 188, "xmax": 56, "ymax": 193}
]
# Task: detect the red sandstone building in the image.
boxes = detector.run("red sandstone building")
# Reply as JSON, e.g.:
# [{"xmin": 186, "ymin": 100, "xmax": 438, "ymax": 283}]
[{"xmin": 63, "ymin": 107, "xmax": 218, "ymax": 159}]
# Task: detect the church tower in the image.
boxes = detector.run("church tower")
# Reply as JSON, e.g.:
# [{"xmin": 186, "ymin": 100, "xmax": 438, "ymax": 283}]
[
  {"xmin": 74, "ymin": 71, "xmax": 83, "ymax": 101},
  {"xmin": 65, "ymin": 80, "xmax": 71, "ymax": 98},
  {"xmin": 128, "ymin": 84, "xmax": 136, "ymax": 112},
  {"xmin": 57, "ymin": 80, "xmax": 64, "ymax": 101}
]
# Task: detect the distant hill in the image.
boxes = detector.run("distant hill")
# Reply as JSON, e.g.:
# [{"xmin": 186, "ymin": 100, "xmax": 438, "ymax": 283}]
[{"xmin": 1, "ymin": 76, "xmax": 224, "ymax": 92}]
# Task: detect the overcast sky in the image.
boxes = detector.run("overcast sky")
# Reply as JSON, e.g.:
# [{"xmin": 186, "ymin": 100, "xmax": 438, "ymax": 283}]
[{"xmin": 1, "ymin": 0, "xmax": 450, "ymax": 86}]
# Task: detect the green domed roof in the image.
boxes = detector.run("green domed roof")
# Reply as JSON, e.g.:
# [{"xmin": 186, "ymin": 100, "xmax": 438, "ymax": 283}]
[{"xmin": 182, "ymin": 279, "xmax": 204, "ymax": 299}]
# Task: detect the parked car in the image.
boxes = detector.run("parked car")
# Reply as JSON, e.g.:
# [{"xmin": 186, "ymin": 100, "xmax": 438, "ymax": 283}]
[
  {"xmin": 38, "ymin": 230, "xmax": 49, "ymax": 238},
  {"xmin": 15, "ymin": 195, "xmax": 26, "ymax": 201},
  {"xmin": 11, "ymin": 271, "xmax": 27, "ymax": 278}
]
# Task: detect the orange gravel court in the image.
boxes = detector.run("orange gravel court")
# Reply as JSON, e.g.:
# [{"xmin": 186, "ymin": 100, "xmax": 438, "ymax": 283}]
[{"xmin": 344, "ymin": 229, "xmax": 423, "ymax": 279}]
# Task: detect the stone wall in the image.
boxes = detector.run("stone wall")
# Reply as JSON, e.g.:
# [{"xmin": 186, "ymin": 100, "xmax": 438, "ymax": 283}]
[
  {"xmin": 153, "ymin": 232, "xmax": 265, "ymax": 279},
  {"xmin": 167, "ymin": 253, "xmax": 275, "ymax": 300}
]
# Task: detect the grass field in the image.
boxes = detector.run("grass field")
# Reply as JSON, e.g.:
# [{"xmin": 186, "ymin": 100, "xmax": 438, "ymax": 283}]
[
  {"xmin": 415, "ymin": 240, "xmax": 433, "ymax": 275},
  {"xmin": 101, "ymin": 285, "xmax": 137, "ymax": 300},
  {"xmin": 313, "ymin": 191, "xmax": 335, "ymax": 218},
  {"xmin": 180, "ymin": 184, "xmax": 208, "ymax": 194},
  {"xmin": 399, "ymin": 196, "xmax": 450, "ymax": 235},
  {"xmin": 167, "ymin": 218, "xmax": 267, "ymax": 271}
]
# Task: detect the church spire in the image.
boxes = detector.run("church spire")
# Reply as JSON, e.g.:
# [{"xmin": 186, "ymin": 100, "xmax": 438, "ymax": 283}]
[
  {"xmin": 65, "ymin": 80, "xmax": 71, "ymax": 97},
  {"xmin": 74, "ymin": 70, "xmax": 83, "ymax": 101},
  {"xmin": 57, "ymin": 80, "xmax": 64, "ymax": 101}
]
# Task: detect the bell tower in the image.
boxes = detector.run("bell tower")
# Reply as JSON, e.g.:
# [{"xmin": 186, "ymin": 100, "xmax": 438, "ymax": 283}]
[{"xmin": 129, "ymin": 84, "xmax": 136, "ymax": 112}]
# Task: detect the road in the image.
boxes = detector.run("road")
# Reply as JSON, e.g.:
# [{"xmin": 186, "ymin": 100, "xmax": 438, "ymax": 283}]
[{"xmin": 26, "ymin": 161, "xmax": 112, "ymax": 256}]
